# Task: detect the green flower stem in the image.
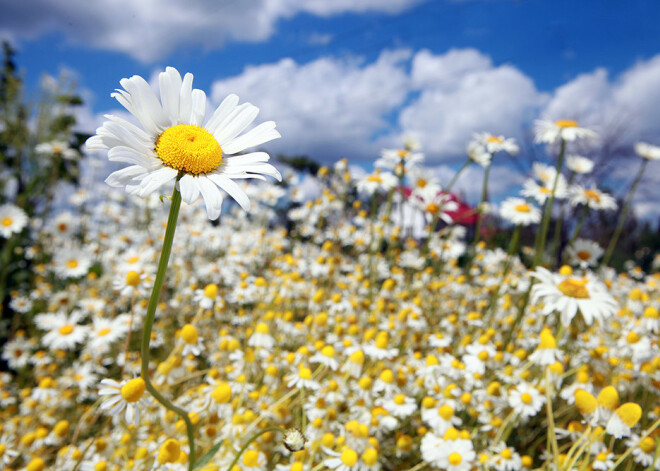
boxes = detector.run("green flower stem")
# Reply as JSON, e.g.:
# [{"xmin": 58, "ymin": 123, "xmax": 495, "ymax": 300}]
[
  {"xmin": 602, "ymin": 158, "xmax": 648, "ymax": 267},
  {"xmin": 565, "ymin": 204, "xmax": 590, "ymax": 253},
  {"xmin": 139, "ymin": 182, "xmax": 197, "ymax": 471},
  {"xmin": 225, "ymin": 427, "xmax": 287, "ymax": 471},
  {"xmin": 551, "ymin": 171, "xmax": 575, "ymax": 267},
  {"xmin": 534, "ymin": 139, "xmax": 566, "ymax": 267},
  {"xmin": 465, "ymin": 159, "xmax": 492, "ymax": 278}
]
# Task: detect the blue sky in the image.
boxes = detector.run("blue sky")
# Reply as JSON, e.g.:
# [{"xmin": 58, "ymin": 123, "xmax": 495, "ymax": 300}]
[{"xmin": 2, "ymin": 0, "xmax": 660, "ymax": 212}]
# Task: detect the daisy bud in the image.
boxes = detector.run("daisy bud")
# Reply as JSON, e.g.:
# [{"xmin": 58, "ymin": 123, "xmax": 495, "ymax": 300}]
[{"xmin": 283, "ymin": 428, "xmax": 306, "ymax": 452}]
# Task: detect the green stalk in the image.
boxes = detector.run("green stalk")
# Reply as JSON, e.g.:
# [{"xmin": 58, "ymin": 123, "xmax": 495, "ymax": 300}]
[
  {"xmin": 534, "ymin": 139, "xmax": 566, "ymax": 267},
  {"xmin": 140, "ymin": 182, "xmax": 197, "ymax": 471},
  {"xmin": 552, "ymin": 171, "xmax": 575, "ymax": 267},
  {"xmin": 225, "ymin": 427, "xmax": 286, "ymax": 471},
  {"xmin": 602, "ymin": 158, "xmax": 648, "ymax": 267},
  {"xmin": 565, "ymin": 204, "xmax": 590, "ymax": 251},
  {"xmin": 464, "ymin": 159, "xmax": 492, "ymax": 277}
]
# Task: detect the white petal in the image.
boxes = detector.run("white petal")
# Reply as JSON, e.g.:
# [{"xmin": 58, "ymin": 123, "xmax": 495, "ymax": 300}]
[
  {"xmin": 159, "ymin": 67, "xmax": 182, "ymax": 125},
  {"xmin": 205, "ymin": 94, "xmax": 239, "ymax": 135},
  {"xmin": 196, "ymin": 176, "xmax": 223, "ymax": 220},
  {"xmin": 105, "ymin": 165, "xmax": 149, "ymax": 187},
  {"xmin": 213, "ymin": 104, "xmax": 259, "ymax": 146},
  {"xmin": 207, "ymin": 173, "xmax": 250, "ymax": 211},
  {"xmin": 136, "ymin": 167, "xmax": 178, "ymax": 197},
  {"xmin": 190, "ymin": 89, "xmax": 207, "ymax": 126},
  {"xmin": 108, "ymin": 146, "xmax": 156, "ymax": 168},
  {"xmin": 224, "ymin": 152, "xmax": 271, "ymax": 165},
  {"xmin": 120, "ymin": 75, "xmax": 169, "ymax": 133},
  {"xmin": 179, "ymin": 73, "xmax": 194, "ymax": 124},
  {"xmin": 178, "ymin": 174, "xmax": 200, "ymax": 204},
  {"xmin": 224, "ymin": 163, "xmax": 282, "ymax": 181},
  {"xmin": 222, "ymin": 121, "xmax": 280, "ymax": 154}
]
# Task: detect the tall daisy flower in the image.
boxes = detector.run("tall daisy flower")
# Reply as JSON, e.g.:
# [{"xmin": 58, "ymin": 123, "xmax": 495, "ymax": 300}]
[{"xmin": 86, "ymin": 67, "xmax": 282, "ymax": 219}]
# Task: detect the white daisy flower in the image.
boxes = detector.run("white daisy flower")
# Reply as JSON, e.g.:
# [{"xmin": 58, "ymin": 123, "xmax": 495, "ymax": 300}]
[
  {"xmin": 356, "ymin": 170, "xmax": 398, "ymax": 196},
  {"xmin": 508, "ymin": 383, "xmax": 545, "ymax": 419},
  {"xmin": 530, "ymin": 267, "xmax": 619, "ymax": 326},
  {"xmin": 566, "ymin": 239, "xmax": 604, "ymax": 268},
  {"xmin": 533, "ymin": 119, "xmax": 598, "ymax": 144},
  {"xmin": 634, "ymin": 141, "xmax": 660, "ymax": 160},
  {"xmin": 500, "ymin": 198, "xmax": 541, "ymax": 226},
  {"xmin": 521, "ymin": 177, "xmax": 568, "ymax": 204},
  {"xmin": 0, "ymin": 203, "xmax": 28, "ymax": 238},
  {"xmin": 467, "ymin": 140, "xmax": 491, "ymax": 167},
  {"xmin": 52, "ymin": 249, "xmax": 93, "ymax": 279},
  {"xmin": 565, "ymin": 154, "xmax": 594, "ymax": 174},
  {"xmin": 39, "ymin": 311, "xmax": 89, "ymax": 351},
  {"xmin": 98, "ymin": 377, "xmax": 150, "ymax": 425},
  {"xmin": 472, "ymin": 132, "xmax": 519, "ymax": 155},
  {"xmin": 568, "ymin": 185, "xmax": 617, "ymax": 211},
  {"xmin": 35, "ymin": 140, "xmax": 80, "ymax": 160},
  {"xmin": 86, "ymin": 67, "xmax": 282, "ymax": 220}
]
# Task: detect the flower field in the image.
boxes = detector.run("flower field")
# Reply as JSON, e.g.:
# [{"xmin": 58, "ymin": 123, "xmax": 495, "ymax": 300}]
[{"xmin": 0, "ymin": 66, "xmax": 659, "ymax": 471}]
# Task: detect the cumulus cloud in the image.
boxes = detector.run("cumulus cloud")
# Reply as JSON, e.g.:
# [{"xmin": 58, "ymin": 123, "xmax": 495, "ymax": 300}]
[
  {"xmin": 211, "ymin": 50, "xmax": 411, "ymax": 162},
  {"xmin": 399, "ymin": 48, "xmax": 548, "ymax": 160},
  {"xmin": 0, "ymin": 0, "xmax": 424, "ymax": 62}
]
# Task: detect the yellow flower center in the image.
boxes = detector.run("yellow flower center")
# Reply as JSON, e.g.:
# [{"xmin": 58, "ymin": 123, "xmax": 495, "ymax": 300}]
[
  {"xmin": 180, "ymin": 324, "xmax": 198, "ymax": 344},
  {"xmin": 417, "ymin": 178, "xmax": 427, "ymax": 188},
  {"xmin": 340, "ymin": 448, "xmax": 358, "ymax": 467},
  {"xmin": 255, "ymin": 322, "xmax": 270, "ymax": 335},
  {"xmin": 94, "ymin": 462, "xmax": 107, "ymax": 471},
  {"xmin": 97, "ymin": 328, "xmax": 111, "ymax": 337},
  {"xmin": 501, "ymin": 448, "xmax": 513, "ymax": 459},
  {"xmin": 157, "ymin": 439, "xmax": 181, "ymax": 464},
  {"xmin": 520, "ymin": 392, "xmax": 533, "ymax": 404},
  {"xmin": 584, "ymin": 189, "xmax": 601, "ymax": 202},
  {"xmin": 299, "ymin": 366, "xmax": 312, "ymax": 380},
  {"xmin": 204, "ymin": 283, "xmax": 218, "ymax": 299},
  {"xmin": 59, "ymin": 325, "xmax": 74, "ymax": 335},
  {"xmin": 243, "ymin": 450, "xmax": 260, "ymax": 467},
  {"xmin": 539, "ymin": 187, "xmax": 552, "ymax": 194},
  {"xmin": 349, "ymin": 350, "xmax": 365, "ymax": 364},
  {"xmin": 639, "ymin": 436, "xmax": 655, "ymax": 453},
  {"xmin": 538, "ymin": 328, "xmax": 556, "ymax": 349},
  {"xmin": 211, "ymin": 382, "xmax": 232, "ymax": 404},
  {"xmin": 120, "ymin": 377, "xmax": 146, "ymax": 403},
  {"xmin": 426, "ymin": 203, "xmax": 439, "ymax": 214},
  {"xmin": 156, "ymin": 124, "xmax": 223, "ymax": 175},
  {"xmin": 597, "ymin": 386, "xmax": 619, "ymax": 410},
  {"xmin": 514, "ymin": 203, "xmax": 531, "ymax": 213},
  {"xmin": 615, "ymin": 402, "xmax": 642, "ymax": 427},
  {"xmin": 362, "ymin": 448, "xmax": 378, "ymax": 466},
  {"xmin": 643, "ymin": 307, "xmax": 658, "ymax": 318},
  {"xmin": 125, "ymin": 270, "xmax": 141, "ymax": 287},
  {"xmin": 367, "ymin": 174, "xmax": 382, "ymax": 183},
  {"xmin": 52, "ymin": 145, "xmax": 63, "ymax": 154},
  {"xmin": 576, "ymin": 250, "xmax": 591, "ymax": 261},
  {"xmin": 127, "ymin": 255, "xmax": 140, "ymax": 264},
  {"xmin": 438, "ymin": 405, "xmax": 454, "ymax": 420},
  {"xmin": 1, "ymin": 217, "xmax": 13, "ymax": 227},
  {"xmin": 574, "ymin": 389, "xmax": 597, "ymax": 415},
  {"xmin": 66, "ymin": 259, "xmax": 79, "ymax": 269},
  {"xmin": 448, "ymin": 452, "xmax": 462, "ymax": 465},
  {"xmin": 487, "ymin": 135, "xmax": 504, "ymax": 143},
  {"xmin": 557, "ymin": 278, "xmax": 590, "ymax": 299},
  {"xmin": 393, "ymin": 394, "xmax": 406, "ymax": 405},
  {"xmin": 555, "ymin": 119, "xmax": 578, "ymax": 128}
]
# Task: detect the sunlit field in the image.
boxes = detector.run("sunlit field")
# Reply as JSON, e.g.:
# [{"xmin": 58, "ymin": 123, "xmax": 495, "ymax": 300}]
[{"xmin": 1, "ymin": 51, "xmax": 660, "ymax": 471}]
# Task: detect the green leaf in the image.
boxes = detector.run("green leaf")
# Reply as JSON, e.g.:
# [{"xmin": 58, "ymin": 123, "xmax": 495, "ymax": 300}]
[{"xmin": 193, "ymin": 440, "xmax": 224, "ymax": 470}]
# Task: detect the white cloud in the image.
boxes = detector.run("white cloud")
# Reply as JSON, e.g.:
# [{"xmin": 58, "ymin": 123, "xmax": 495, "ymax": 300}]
[
  {"xmin": 400, "ymin": 49, "xmax": 547, "ymax": 160},
  {"xmin": 211, "ymin": 50, "xmax": 411, "ymax": 161},
  {"xmin": 0, "ymin": 0, "xmax": 424, "ymax": 63}
]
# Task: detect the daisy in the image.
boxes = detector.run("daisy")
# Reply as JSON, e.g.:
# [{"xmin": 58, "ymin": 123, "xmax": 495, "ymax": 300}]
[
  {"xmin": 606, "ymin": 403, "xmax": 642, "ymax": 438},
  {"xmin": 565, "ymin": 154, "xmax": 594, "ymax": 174},
  {"xmin": 324, "ymin": 446, "xmax": 361, "ymax": 471},
  {"xmin": 500, "ymin": 198, "xmax": 541, "ymax": 226},
  {"xmin": 98, "ymin": 377, "xmax": 149, "ymax": 425},
  {"xmin": 521, "ymin": 177, "xmax": 568, "ymax": 204},
  {"xmin": 508, "ymin": 383, "xmax": 545, "ymax": 419},
  {"xmin": 533, "ymin": 119, "xmax": 598, "ymax": 144},
  {"xmin": 85, "ymin": 315, "xmax": 130, "ymax": 355},
  {"xmin": 626, "ymin": 435, "xmax": 659, "ymax": 468},
  {"xmin": 634, "ymin": 142, "xmax": 660, "ymax": 160},
  {"xmin": 52, "ymin": 249, "xmax": 93, "ymax": 279},
  {"xmin": 379, "ymin": 394, "xmax": 417, "ymax": 418},
  {"xmin": 86, "ymin": 66, "xmax": 282, "ymax": 220},
  {"xmin": 569, "ymin": 185, "xmax": 617, "ymax": 211},
  {"xmin": 35, "ymin": 140, "xmax": 80, "ymax": 160},
  {"xmin": 0, "ymin": 203, "xmax": 28, "ymax": 238},
  {"xmin": 193, "ymin": 283, "xmax": 222, "ymax": 310},
  {"xmin": 472, "ymin": 132, "xmax": 519, "ymax": 155},
  {"xmin": 356, "ymin": 170, "xmax": 398, "ymax": 195},
  {"xmin": 566, "ymin": 239, "xmax": 604, "ymax": 268},
  {"xmin": 179, "ymin": 324, "xmax": 204, "ymax": 356},
  {"xmin": 467, "ymin": 140, "xmax": 491, "ymax": 167},
  {"xmin": 530, "ymin": 267, "xmax": 618, "ymax": 326},
  {"xmin": 528, "ymin": 328, "xmax": 563, "ymax": 366},
  {"xmin": 286, "ymin": 364, "xmax": 320, "ymax": 390},
  {"xmin": 39, "ymin": 311, "xmax": 89, "ymax": 351}
]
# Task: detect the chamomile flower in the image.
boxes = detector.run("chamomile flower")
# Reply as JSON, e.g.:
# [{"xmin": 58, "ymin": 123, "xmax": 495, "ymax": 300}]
[
  {"xmin": 53, "ymin": 249, "xmax": 93, "ymax": 279},
  {"xmin": 569, "ymin": 185, "xmax": 617, "ymax": 210},
  {"xmin": 565, "ymin": 154, "xmax": 594, "ymax": 174},
  {"xmin": 606, "ymin": 403, "xmax": 642, "ymax": 438},
  {"xmin": 634, "ymin": 141, "xmax": 660, "ymax": 160},
  {"xmin": 86, "ymin": 67, "xmax": 281, "ymax": 220},
  {"xmin": 528, "ymin": 328, "xmax": 563, "ymax": 366},
  {"xmin": 0, "ymin": 203, "xmax": 28, "ymax": 238},
  {"xmin": 39, "ymin": 311, "xmax": 89, "ymax": 351},
  {"xmin": 472, "ymin": 132, "xmax": 519, "ymax": 155},
  {"xmin": 508, "ymin": 383, "xmax": 544, "ymax": 419},
  {"xmin": 566, "ymin": 239, "xmax": 604, "ymax": 268},
  {"xmin": 500, "ymin": 198, "xmax": 541, "ymax": 226},
  {"xmin": 533, "ymin": 119, "xmax": 598, "ymax": 144},
  {"xmin": 35, "ymin": 140, "xmax": 80, "ymax": 160},
  {"xmin": 356, "ymin": 170, "xmax": 398, "ymax": 195},
  {"xmin": 530, "ymin": 267, "xmax": 618, "ymax": 326},
  {"xmin": 521, "ymin": 177, "xmax": 568, "ymax": 204},
  {"xmin": 98, "ymin": 377, "xmax": 149, "ymax": 425}
]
